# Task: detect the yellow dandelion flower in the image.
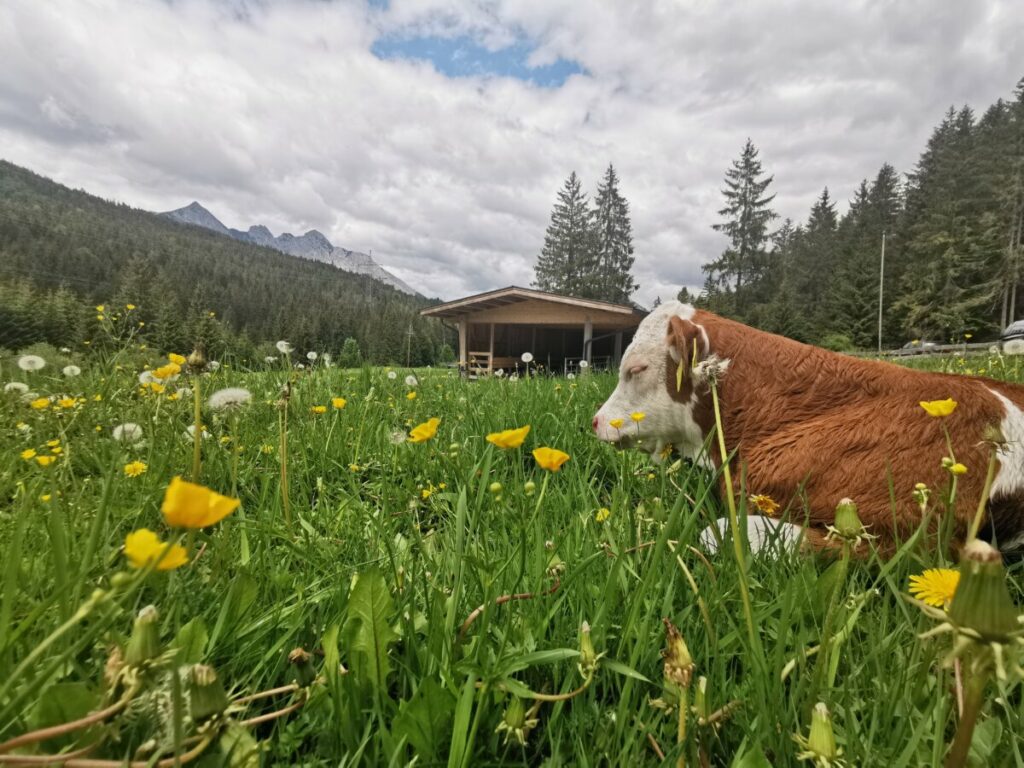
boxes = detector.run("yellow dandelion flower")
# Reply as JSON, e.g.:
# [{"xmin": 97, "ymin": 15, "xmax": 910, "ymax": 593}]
[
  {"xmin": 749, "ymin": 494, "xmax": 780, "ymax": 516},
  {"xmin": 40, "ymin": 494, "xmax": 52, "ymax": 502},
  {"xmin": 609, "ymin": 418, "xmax": 624, "ymax": 429},
  {"xmin": 35, "ymin": 455, "xmax": 56, "ymax": 467},
  {"xmin": 332, "ymin": 397, "xmax": 347, "ymax": 410},
  {"xmin": 908, "ymin": 568, "xmax": 960, "ymax": 608},
  {"xmin": 167, "ymin": 392, "xmax": 181, "ymax": 401},
  {"xmin": 124, "ymin": 460, "xmax": 148, "ymax": 478},
  {"xmin": 919, "ymin": 398, "xmax": 957, "ymax": 417},
  {"xmin": 409, "ymin": 417, "xmax": 441, "ymax": 443},
  {"xmin": 161, "ymin": 476, "xmax": 240, "ymax": 529},
  {"xmin": 311, "ymin": 405, "xmax": 327, "ymax": 414},
  {"xmin": 123, "ymin": 528, "xmax": 188, "ymax": 570},
  {"xmin": 46, "ymin": 439, "xmax": 60, "ymax": 447},
  {"xmin": 168, "ymin": 353, "xmax": 187, "ymax": 365},
  {"xmin": 950, "ymin": 463, "xmax": 968, "ymax": 476},
  {"xmin": 57, "ymin": 397, "xmax": 77, "ymax": 409},
  {"xmin": 630, "ymin": 411, "xmax": 646, "ymax": 423},
  {"xmin": 50, "ymin": 446, "xmax": 62, "ymax": 455},
  {"xmin": 532, "ymin": 447, "xmax": 571, "ymax": 472},
  {"xmin": 152, "ymin": 363, "xmax": 181, "ymax": 380},
  {"xmin": 93, "ymin": 394, "xmax": 102, "ymax": 402},
  {"xmin": 260, "ymin": 444, "xmax": 274, "ymax": 454},
  {"xmin": 406, "ymin": 391, "xmax": 417, "ymax": 400},
  {"xmin": 349, "ymin": 463, "xmax": 360, "ymax": 472},
  {"xmin": 595, "ymin": 507, "xmax": 611, "ymax": 523},
  {"xmin": 126, "ymin": 303, "xmax": 136, "ymax": 310},
  {"xmin": 486, "ymin": 425, "xmax": 531, "ymax": 449},
  {"xmin": 21, "ymin": 448, "xmax": 37, "ymax": 460},
  {"xmin": 30, "ymin": 398, "xmax": 50, "ymax": 410}
]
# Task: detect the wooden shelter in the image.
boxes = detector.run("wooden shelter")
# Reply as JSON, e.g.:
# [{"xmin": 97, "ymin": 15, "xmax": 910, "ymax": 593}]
[{"xmin": 421, "ymin": 286, "xmax": 646, "ymax": 375}]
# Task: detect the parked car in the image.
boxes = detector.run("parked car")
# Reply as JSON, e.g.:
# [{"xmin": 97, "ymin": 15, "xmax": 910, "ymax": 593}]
[
  {"xmin": 894, "ymin": 340, "xmax": 940, "ymax": 356},
  {"xmin": 1001, "ymin": 320, "xmax": 1024, "ymax": 342}
]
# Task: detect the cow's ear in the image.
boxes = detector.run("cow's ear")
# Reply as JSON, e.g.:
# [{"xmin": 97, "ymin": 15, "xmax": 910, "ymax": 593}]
[{"xmin": 666, "ymin": 315, "xmax": 708, "ymax": 366}]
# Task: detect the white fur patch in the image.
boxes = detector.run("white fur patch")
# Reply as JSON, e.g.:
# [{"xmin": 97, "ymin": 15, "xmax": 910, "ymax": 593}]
[
  {"xmin": 699, "ymin": 516, "xmax": 804, "ymax": 556},
  {"xmin": 987, "ymin": 389, "xmax": 1024, "ymax": 500}
]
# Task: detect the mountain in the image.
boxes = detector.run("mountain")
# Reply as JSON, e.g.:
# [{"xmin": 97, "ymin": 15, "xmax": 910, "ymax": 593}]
[
  {"xmin": 0, "ymin": 159, "xmax": 445, "ymax": 364},
  {"xmin": 162, "ymin": 202, "xmax": 418, "ymax": 295}
]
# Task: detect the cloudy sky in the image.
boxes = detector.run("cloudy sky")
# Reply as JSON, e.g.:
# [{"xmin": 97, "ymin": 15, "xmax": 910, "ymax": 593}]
[{"xmin": 1, "ymin": 0, "xmax": 1021, "ymax": 304}]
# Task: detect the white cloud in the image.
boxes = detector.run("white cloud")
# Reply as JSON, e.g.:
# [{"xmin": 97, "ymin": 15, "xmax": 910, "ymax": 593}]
[{"xmin": 0, "ymin": 0, "xmax": 1020, "ymax": 305}]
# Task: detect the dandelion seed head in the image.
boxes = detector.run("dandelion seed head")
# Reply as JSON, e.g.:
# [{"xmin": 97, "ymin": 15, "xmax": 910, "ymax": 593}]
[
  {"xmin": 207, "ymin": 387, "xmax": 252, "ymax": 411},
  {"xmin": 207, "ymin": 360, "xmax": 221, "ymax": 372},
  {"xmin": 405, "ymin": 375, "xmax": 419, "ymax": 387},
  {"xmin": 307, "ymin": 351, "xmax": 318, "ymax": 361},
  {"xmin": 521, "ymin": 352, "xmax": 534, "ymax": 363},
  {"xmin": 62, "ymin": 365, "xmax": 81, "ymax": 377},
  {"xmin": 18, "ymin": 355, "xmax": 46, "ymax": 372},
  {"xmin": 579, "ymin": 359, "xmax": 590, "ymax": 369},
  {"xmin": 139, "ymin": 371, "xmax": 157, "ymax": 385},
  {"xmin": 4, "ymin": 382, "xmax": 28, "ymax": 394},
  {"xmin": 264, "ymin": 356, "xmax": 278, "ymax": 364},
  {"xmin": 112, "ymin": 423, "xmax": 144, "ymax": 444},
  {"xmin": 276, "ymin": 340, "xmax": 293, "ymax": 354},
  {"xmin": 387, "ymin": 371, "xmax": 397, "ymax": 380}
]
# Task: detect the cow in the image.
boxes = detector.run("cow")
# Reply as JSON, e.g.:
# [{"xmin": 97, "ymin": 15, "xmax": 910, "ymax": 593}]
[{"xmin": 593, "ymin": 301, "xmax": 1024, "ymax": 556}]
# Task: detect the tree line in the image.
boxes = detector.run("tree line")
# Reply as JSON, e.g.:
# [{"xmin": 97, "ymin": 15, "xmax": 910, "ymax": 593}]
[
  {"xmin": 695, "ymin": 78, "xmax": 1024, "ymax": 349},
  {"xmin": 0, "ymin": 161, "xmax": 449, "ymax": 365},
  {"xmin": 533, "ymin": 164, "xmax": 639, "ymax": 304}
]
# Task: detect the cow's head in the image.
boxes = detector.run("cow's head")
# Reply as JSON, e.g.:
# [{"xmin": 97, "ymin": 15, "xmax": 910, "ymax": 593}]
[{"xmin": 593, "ymin": 302, "xmax": 726, "ymax": 460}]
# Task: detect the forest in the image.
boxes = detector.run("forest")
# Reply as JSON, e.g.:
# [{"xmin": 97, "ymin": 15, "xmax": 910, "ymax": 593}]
[
  {"xmin": 695, "ymin": 78, "xmax": 1024, "ymax": 350},
  {"xmin": 0, "ymin": 161, "xmax": 448, "ymax": 365}
]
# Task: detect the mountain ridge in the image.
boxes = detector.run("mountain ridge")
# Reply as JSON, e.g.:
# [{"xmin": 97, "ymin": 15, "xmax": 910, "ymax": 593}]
[{"xmin": 161, "ymin": 202, "xmax": 418, "ymax": 295}]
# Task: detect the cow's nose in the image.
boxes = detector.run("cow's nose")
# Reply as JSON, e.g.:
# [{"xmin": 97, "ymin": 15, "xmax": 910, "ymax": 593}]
[{"xmin": 592, "ymin": 416, "xmax": 599, "ymax": 432}]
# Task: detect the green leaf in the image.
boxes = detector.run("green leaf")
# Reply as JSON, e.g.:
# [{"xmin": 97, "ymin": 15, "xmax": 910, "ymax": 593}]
[
  {"xmin": 392, "ymin": 677, "xmax": 455, "ymax": 762},
  {"xmin": 343, "ymin": 567, "xmax": 398, "ymax": 692},
  {"xmin": 601, "ymin": 658, "xmax": 651, "ymax": 683},
  {"xmin": 968, "ymin": 716, "xmax": 1003, "ymax": 767},
  {"xmin": 731, "ymin": 742, "xmax": 772, "ymax": 768},
  {"xmin": 173, "ymin": 617, "xmax": 209, "ymax": 664},
  {"xmin": 503, "ymin": 648, "xmax": 579, "ymax": 674},
  {"xmin": 30, "ymin": 682, "xmax": 99, "ymax": 750}
]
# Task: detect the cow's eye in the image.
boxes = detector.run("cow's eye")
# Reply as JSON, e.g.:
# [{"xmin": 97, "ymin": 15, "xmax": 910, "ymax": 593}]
[{"xmin": 627, "ymin": 364, "xmax": 648, "ymax": 378}]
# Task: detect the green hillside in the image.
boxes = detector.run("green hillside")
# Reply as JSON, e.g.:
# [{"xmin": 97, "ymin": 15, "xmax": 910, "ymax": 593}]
[{"xmin": 0, "ymin": 161, "xmax": 447, "ymax": 364}]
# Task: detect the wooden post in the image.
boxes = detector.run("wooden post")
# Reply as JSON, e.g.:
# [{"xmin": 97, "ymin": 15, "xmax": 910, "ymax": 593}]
[
  {"xmin": 458, "ymin": 318, "xmax": 468, "ymax": 371},
  {"xmin": 614, "ymin": 331, "xmax": 623, "ymax": 365},
  {"xmin": 489, "ymin": 323, "xmax": 495, "ymax": 373},
  {"xmin": 583, "ymin": 319, "xmax": 593, "ymax": 365}
]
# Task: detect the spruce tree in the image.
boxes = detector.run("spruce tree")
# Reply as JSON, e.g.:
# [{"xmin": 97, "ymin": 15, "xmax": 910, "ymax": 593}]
[
  {"xmin": 706, "ymin": 139, "xmax": 777, "ymax": 314},
  {"xmin": 591, "ymin": 164, "xmax": 639, "ymax": 302},
  {"xmin": 534, "ymin": 172, "xmax": 596, "ymax": 298}
]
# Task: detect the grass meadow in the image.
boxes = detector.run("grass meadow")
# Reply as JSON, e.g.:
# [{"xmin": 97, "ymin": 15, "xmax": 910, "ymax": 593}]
[{"xmin": 2, "ymin": 338, "xmax": 1023, "ymax": 767}]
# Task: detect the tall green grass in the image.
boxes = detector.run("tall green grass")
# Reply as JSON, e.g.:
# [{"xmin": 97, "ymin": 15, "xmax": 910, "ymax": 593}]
[{"xmin": 1, "ymin": 349, "xmax": 1022, "ymax": 766}]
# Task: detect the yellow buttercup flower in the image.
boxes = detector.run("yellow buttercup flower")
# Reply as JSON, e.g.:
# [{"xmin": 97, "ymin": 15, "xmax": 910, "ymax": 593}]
[
  {"xmin": 168, "ymin": 353, "xmax": 187, "ymax": 365},
  {"xmin": 124, "ymin": 528, "xmax": 188, "ymax": 570},
  {"xmin": 124, "ymin": 460, "xmax": 148, "ymax": 478},
  {"xmin": 595, "ymin": 507, "xmax": 611, "ymax": 523},
  {"xmin": 409, "ymin": 417, "xmax": 441, "ymax": 443},
  {"xmin": 909, "ymin": 568, "xmax": 960, "ymax": 608},
  {"xmin": 310, "ymin": 405, "xmax": 327, "ymax": 414},
  {"xmin": 30, "ymin": 398, "xmax": 50, "ymax": 410},
  {"xmin": 532, "ymin": 447, "xmax": 571, "ymax": 472},
  {"xmin": 749, "ymin": 494, "xmax": 780, "ymax": 516},
  {"xmin": 161, "ymin": 476, "xmax": 240, "ymax": 529},
  {"xmin": 950, "ymin": 463, "xmax": 967, "ymax": 476},
  {"xmin": 332, "ymin": 397, "xmax": 347, "ymax": 410},
  {"xmin": 20, "ymin": 448, "xmax": 37, "ymax": 460},
  {"xmin": 152, "ymin": 363, "xmax": 181, "ymax": 380},
  {"xmin": 609, "ymin": 418, "xmax": 624, "ymax": 429},
  {"xmin": 486, "ymin": 425, "xmax": 531, "ymax": 449},
  {"xmin": 919, "ymin": 398, "xmax": 957, "ymax": 418},
  {"xmin": 630, "ymin": 411, "xmax": 646, "ymax": 423}
]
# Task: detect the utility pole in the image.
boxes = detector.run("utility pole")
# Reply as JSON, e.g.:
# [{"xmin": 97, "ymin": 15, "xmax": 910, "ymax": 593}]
[{"xmin": 877, "ymin": 232, "xmax": 886, "ymax": 356}]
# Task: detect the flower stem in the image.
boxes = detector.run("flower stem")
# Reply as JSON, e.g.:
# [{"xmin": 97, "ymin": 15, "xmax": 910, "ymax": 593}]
[
  {"xmin": 945, "ymin": 669, "xmax": 986, "ymax": 768},
  {"xmin": 967, "ymin": 447, "xmax": 998, "ymax": 542},
  {"xmin": 709, "ymin": 381, "xmax": 757, "ymax": 652},
  {"xmin": 191, "ymin": 377, "xmax": 202, "ymax": 482}
]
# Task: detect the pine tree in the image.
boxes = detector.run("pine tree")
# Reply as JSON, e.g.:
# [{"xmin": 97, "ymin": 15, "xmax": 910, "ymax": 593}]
[
  {"xmin": 591, "ymin": 164, "xmax": 638, "ymax": 302},
  {"xmin": 534, "ymin": 172, "xmax": 596, "ymax": 298},
  {"xmin": 706, "ymin": 139, "xmax": 777, "ymax": 314}
]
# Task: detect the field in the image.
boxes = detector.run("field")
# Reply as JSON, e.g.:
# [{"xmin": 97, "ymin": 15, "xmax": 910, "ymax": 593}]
[{"xmin": 2, "ymin": 339, "xmax": 1023, "ymax": 767}]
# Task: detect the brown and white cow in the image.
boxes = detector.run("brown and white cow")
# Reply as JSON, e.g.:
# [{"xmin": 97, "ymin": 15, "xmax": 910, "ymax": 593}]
[{"xmin": 593, "ymin": 301, "xmax": 1024, "ymax": 555}]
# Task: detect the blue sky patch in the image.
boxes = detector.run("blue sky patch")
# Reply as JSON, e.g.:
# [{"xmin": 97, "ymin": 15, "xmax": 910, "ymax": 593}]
[{"xmin": 371, "ymin": 34, "xmax": 585, "ymax": 88}]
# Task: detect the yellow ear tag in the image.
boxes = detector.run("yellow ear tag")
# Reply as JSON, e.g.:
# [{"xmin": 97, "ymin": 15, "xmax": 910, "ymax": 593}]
[{"xmin": 676, "ymin": 357, "xmax": 685, "ymax": 392}]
